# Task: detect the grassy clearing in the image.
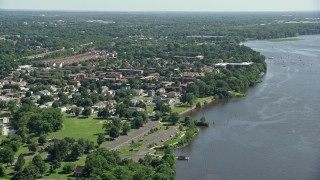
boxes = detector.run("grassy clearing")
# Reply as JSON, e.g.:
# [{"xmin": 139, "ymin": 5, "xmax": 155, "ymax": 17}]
[
  {"xmin": 196, "ymin": 96, "xmax": 213, "ymax": 104},
  {"xmin": 48, "ymin": 116, "xmax": 107, "ymax": 142},
  {"xmin": 117, "ymin": 148, "xmax": 139, "ymax": 155},
  {"xmin": 269, "ymin": 38, "xmax": 303, "ymax": 42},
  {"xmin": 129, "ymin": 140, "xmax": 143, "ymax": 148},
  {"xmin": 172, "ymin": 106, "xmax": 189, "ymax": 114},
  {"xmin": 146, "ymin": 107, "xmax": 154, "ymax": 114},
  {"xmin": 172, "ymin": 96, "xmax": 213, "ymax": 114}
]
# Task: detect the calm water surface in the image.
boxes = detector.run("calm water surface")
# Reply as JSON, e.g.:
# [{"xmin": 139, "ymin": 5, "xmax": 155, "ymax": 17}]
[{"xmin": 175, "ymin": 35, "xmax": 320, "ymax": 180}]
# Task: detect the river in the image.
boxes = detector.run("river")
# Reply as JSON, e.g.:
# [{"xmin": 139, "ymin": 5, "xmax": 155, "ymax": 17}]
[{"xmin": 175, "ymin": 35, "xmax": 320, "ymax": 180}]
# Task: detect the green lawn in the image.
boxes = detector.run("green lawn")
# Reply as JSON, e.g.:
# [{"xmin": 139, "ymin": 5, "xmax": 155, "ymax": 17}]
[
  {"xmin": 146, "ymin": 107, "xmax": 154, "ymax": 114},
  {"xmin": 172, "ymin": 96, "xmax": 213, "ymax": 114},
  {"xmin": 172, "ymin": 106, "xmax": 189, "ymax": 114},
  {"xmin": 269, "ymin": 38, "xmax": 303, "ymax": 42},
  {"xmin": 195, "ymin": 96, "xmax": 213, "ymax": 104},
  {"xmin": 48, "ymin": 116, "xmax": 107, "ymax": 142}
]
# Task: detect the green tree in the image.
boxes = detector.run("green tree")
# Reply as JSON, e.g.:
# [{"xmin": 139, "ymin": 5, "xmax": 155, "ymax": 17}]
[
  {"xmin": 70, "ymin": 144, "xmax": 84, "ymax": 160},
  {"xmin": 180, "ymin": 93, "xmax": 196, "ymax": 106},
  {"xmin": 52, "ymin": 101, "xmax": 59, "ymax": 108},
  {"xmin": 196, "ymin": 102, "xmax": 201, "ymax": 109},
  {"xmin": 14, "ymin": 154, "xmax": 25, "ymax": 172},
  {"xmin": 32, "ymin": 155, "xmax": 47, "ymax": 176},
  {"xmin": 28, "ymin": 141, "xmax": 38, "ymax": 153},
  {"xmin": 122, "ymin": 122, "xmax": 131, "ymax": 135},
  {"xmin": 109, "ymin": 126, "xmax": 120, "ymax": 139},
  {"xmin": 0, "ymin": 147, "xmax": 15, "ymax": 165},
  {"xmin": 168, "ymin": 112, "xmax": 180, "ymax": 125},
  {"xmin": 0, "ymin": 164, "xmax": 5, "ymax": 177},
  {"xmin": 62, "ymin": 163, "xmax": 74, "ymax": 174},
  {"xmin": 97, "ymin": 133, "xmax": 105, "ymax": 146},
  {"xmin": 133, "ymin": 117, "xmax": 143, "ymax": 129},
  {"xmin": 38, "ymin": 135, "xmax": 47, "ymax": 145},
  {"xmin": 97, "ymin": 108, "xmax": 111, "ymax": 119},
  {"xmin": 82, "ymin": 107, "xmax": 92, "ymax": 117},
  {"xmin": 72, "ymin": 107, "xmax": 81, "ymax": 116}
]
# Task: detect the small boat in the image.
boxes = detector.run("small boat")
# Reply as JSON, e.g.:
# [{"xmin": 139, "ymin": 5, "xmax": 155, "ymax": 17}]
[
  {"xmin": 268, "ymin": 57, "xmax": 274, "ymax": 59},
  {"xmin": 177, "ymin": 156, "xmax": 190, "ymax": 160}
]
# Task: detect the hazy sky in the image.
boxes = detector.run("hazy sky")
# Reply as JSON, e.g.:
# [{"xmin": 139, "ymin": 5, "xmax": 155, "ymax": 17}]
[{"xmin": 1, "ymin": 0, "xmax": 319, "ymax": 11}]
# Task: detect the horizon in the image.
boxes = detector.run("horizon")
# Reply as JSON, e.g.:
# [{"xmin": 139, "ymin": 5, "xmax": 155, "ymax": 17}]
[
  {"xmin": 1, "ymin": 0, "xmax": 319, "ymax": 12},
  {"xmin": 1, "ymin": 8, "xmax": 320, "ymax": 13}
]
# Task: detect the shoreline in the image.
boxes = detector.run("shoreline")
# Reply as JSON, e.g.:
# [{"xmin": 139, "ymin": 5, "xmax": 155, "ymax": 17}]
[{"xmin": 177, "ymin": 97, "xmax": 215, "ymax": 116}]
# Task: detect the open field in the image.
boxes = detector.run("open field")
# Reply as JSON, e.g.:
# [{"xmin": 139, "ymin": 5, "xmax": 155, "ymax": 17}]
[{"xmin": 48, "ymin": 116, "xmax": 107, "ymax": 142}]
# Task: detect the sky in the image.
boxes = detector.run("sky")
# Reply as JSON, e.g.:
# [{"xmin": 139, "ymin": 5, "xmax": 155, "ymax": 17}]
[{"xmin": 0, "ymin": 0, "xmax": 319, "ymax": 12}]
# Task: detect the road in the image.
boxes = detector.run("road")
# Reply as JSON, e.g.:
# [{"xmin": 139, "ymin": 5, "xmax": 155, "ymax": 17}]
[{"xmin": 106, "ymin": 121, "xmax": 159, "ymax": 150}]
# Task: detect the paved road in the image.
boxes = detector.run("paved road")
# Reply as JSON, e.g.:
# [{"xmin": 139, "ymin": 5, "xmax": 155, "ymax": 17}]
[{"xmin": 106, "ymin": 121, "xmax": 159, "ymax": 150}]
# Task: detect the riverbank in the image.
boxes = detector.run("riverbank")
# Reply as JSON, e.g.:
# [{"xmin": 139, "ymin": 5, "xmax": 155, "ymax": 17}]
[
  {"xmin": 175, "ymin": 35, "xmax": 320, "ymax": 180},
  {"xmin": 172, "ymin": 96, "xmax": 215, "ymax": 115}
]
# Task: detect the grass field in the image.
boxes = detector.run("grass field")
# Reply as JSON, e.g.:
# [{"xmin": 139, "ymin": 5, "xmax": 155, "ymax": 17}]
[
  {"xmin": 172, "ymin": 96, "xmax": 213, "ymax": 114},
  {"xmin": 48, "ymin": 116, "xmax": 107, "ymax": 142},
  {"xmin": 269, "ymin": 38, "xmax": 303, "ymax": 42}
]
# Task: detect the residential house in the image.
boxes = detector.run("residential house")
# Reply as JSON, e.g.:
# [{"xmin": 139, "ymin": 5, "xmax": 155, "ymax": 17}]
[
  {"xmin": 133, "ymin": 89, "xmax": 144, "ymax": 96},
  {"xmin": 120, "ymin": 85, "xmax": 131, "ymax": 91},
  {"xmin": 127, "ymin": 107, "xmax": 144, "ymax": 112},
  {"xmin": 167, "ymin": 91, "xmax": 178, "ymax": 98},
  {"xmin": 74, "ymin": 165, "xmax": 85, "ymax": 177},
  {"xmin": 92, "ymin": 101, "xmax": 108, "ymax": 111}
]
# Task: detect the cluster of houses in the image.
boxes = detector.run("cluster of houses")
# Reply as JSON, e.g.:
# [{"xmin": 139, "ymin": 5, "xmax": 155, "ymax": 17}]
[{"xmin": 0, "ymin": 56, "xmax": 254, "ymax": 136}]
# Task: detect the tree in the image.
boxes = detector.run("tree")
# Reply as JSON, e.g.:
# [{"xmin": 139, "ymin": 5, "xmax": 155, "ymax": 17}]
[
  {"xmin": 0, "ymin": 101, "xmax": 7, "ymax": 110},
  {"xmin": 109, "ymin": 126, "xmax": 120, "ymax": 139},
  {"xmin": 0, "ymin": 147, "xmax": 14, "ymax": 165},
  {"xmin": 133, "ymin": 117, "xmax": 143, "ymax": 129},
  {"xmin": 180, "ymin": 93, "xmax": 196, "ymax": 106},
  {"xmin": 70, "ymin": 144, "xmax": 84, "ymax": 160},
  {"xmin": 97, "ymin": 108, "xmax": 111, "ymax": 119},
  {"xmin": 20, "ymin": 164, "xmax": 39, "ymax": 179},
  {"xmin": 28, "ymin": 141, "xmax": 38, "ymax": 153},
  {"xmin": 115, "ymin": 104, "xmax": 127, "ymax": 118},
  {"xmin": 112, "ymin": 118, "xmax": 122, "ymax": 129},
  {"xmin": 168, "ymin": 112, "xmax": 180, "ymax": 125},
  {"xmin": 196, "ymin": 102, "xmax": 201, "ymax": 109},
  {"xmin": 14, "ymin": 154, "xmax": 25, "ymax": 172},
  {"xmin": 122, "ymin": 122, "xmax": 131, "ymax": 135},
  {"xmin": 38, "ymin": 135, "xmax": 47, "ymax": 145},
  {"xmin": 52, "ymin": 101, "xmax": 59, "ymax": 108},
  {"xmin": 72, "ymin": 107, "xmax": 81, "ymax": 116},
  {"xmin": 62, "ymin": 163, "xmax": 74, "ymax": 174},
  {"xmin": 51, "ymin": 160, "xmax": 61, "ymax": 170},
  {"xmin": 0, "ymin": 164, "xmax": 5, "ymax": 177},
  {"xmin": 97, "ymin": 133, "xmax": 105, "ymax": 146},
  {"xmin": 154, "ymin": 102, "xmax": 171, "ymax": 114},
  {"xmin": 32, "ymin": 155, "xmax": 47, "ymax": 176},
  {"xmin": 82, "ymin": 107, "xmax": 92, "ymax": 117}
]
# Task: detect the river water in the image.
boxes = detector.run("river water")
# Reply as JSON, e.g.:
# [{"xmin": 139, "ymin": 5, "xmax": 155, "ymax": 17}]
[{"xmin": 175, "ymin": 35, "xmax": 320, "ymax": 180}]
